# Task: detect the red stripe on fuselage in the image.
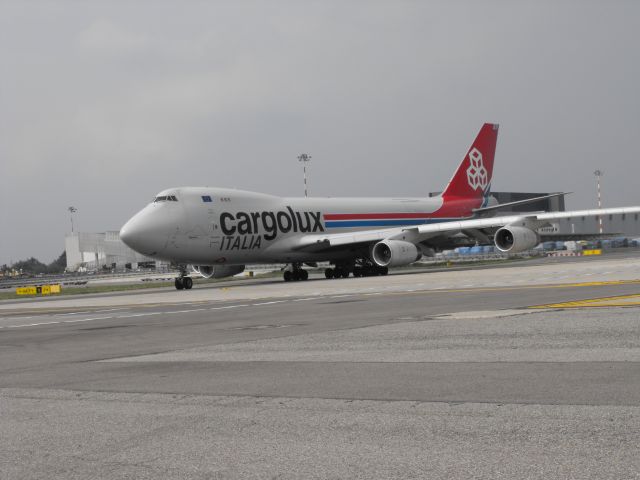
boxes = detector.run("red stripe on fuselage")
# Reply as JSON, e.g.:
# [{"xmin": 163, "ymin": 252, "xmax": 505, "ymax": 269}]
[{"xmin": 323, "ymin": 213, "xmax": 434, "ymax": 220}]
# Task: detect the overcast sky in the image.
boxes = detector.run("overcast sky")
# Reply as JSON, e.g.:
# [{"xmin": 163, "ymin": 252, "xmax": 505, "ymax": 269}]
[{"xmin": 1, "ymin": 0, "xmax": 639, "ymax": 264}]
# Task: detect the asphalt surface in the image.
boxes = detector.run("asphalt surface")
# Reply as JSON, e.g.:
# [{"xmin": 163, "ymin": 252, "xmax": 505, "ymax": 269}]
[{"xmin": 1, "ymin": 253, "xmax": 640, "ymax": 479}]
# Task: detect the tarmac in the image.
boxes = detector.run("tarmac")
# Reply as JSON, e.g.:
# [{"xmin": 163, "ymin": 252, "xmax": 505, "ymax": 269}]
[{"xmin": 1, "ymin": 253, "xmax": 640, "ymax": 479}]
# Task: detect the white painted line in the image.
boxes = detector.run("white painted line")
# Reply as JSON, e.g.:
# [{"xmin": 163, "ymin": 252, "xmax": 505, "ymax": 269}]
[
  {"xmin": 117, "ymin": 312, "xmax": 163, "ymax": 318},
  {"xmin": 169, "ymin": 308, "xmax": 208, "ymax": 314},
  {"xmin": 363, "ymin": 292, "xmax": 382, "ymax": 296},
  {"xmin": 210, "ymin": 304, "xmax": 249, "ymax": 310},
  {"xmin": 330, "ymin": 294, "xmax": 354, "ymax": 298},
  {"xmin": 63, "ymin": 316, "xmax": 114, "ymax": 323},
  {"xmin": 252, "ymin": 301, "xmax": 288, "ymax": 306},
  {"xmin": 292, "ymin": 297, "xmax": 316, "ymax": 302},
  {"xmin": 8, "ymin": 321, "xmax": 61, "ymax": 328},
  {"xmin": 55, "ymin": 311, "xmax": 91, "ymax": 317}
]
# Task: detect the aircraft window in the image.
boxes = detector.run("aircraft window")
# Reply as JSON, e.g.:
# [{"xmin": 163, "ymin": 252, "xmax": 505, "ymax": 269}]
[
  {"xmin": 154, "ymin": 196, "xmax": 168, "ymax": 202},
  {"xmin": 169, "ymin": 195, "xmax": 178, "ymax": 201}
]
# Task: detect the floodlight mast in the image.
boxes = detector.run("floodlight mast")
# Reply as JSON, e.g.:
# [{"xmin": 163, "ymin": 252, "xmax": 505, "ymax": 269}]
[
  {"xmin": 68, "ymin": 206, "xmax": 77, "ymax": 233},
  {"xmin": 594, "ymin": 170, "xmax": 603, "ymax": 234},
  {"xmin": 298, "ymin": 153, "xmax": 312, "ymax": 197}
]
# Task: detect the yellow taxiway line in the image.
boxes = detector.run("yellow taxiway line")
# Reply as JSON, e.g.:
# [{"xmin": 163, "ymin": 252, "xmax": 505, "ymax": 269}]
[{"xmin": 531, "ymin": 293, "xmax": 640, "ymax": 309}]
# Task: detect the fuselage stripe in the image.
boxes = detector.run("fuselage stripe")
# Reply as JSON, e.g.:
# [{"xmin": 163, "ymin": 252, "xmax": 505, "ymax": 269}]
[
  {"xmin": 324, "ymin": 212, "xmax": 438, "ymax": 220},
  {"xmin": 324, "ymin": 218, "xmax": 464, "ymax": 228}
]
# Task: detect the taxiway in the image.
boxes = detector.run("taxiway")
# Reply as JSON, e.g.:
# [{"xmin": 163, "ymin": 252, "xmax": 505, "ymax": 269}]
[{"xmin": 1, "ymin": 253, "xmax": 639, "ymax": 479}]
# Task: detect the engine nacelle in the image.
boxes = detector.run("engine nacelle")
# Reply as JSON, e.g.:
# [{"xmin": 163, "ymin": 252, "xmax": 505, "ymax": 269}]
[
  {"xmin": 191, "ymin": 265, "xmax": 245, "ymax": 279},
  {"xmin": 371, "ymin": 240, "xmax": 422, "ymax": 268},
  {"xmin": 494, "ymin": 226, "xmax": 539, "ymax": 253}
]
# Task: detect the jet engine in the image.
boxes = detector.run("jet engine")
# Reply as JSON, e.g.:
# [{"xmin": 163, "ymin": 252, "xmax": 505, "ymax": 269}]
[
  {"xmin": 191, "ymin": 265, "xmax": 245, "ymax": 279},
  {"xmin": 371, "ymin": 240, "xmax": 422, "ymax": 268},
  {"xmin": 494, "ymin": 226, "xmax": 539, "ymax": 253}
]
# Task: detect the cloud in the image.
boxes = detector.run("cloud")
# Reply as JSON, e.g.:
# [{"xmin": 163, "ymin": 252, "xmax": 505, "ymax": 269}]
[{"xmin": 76, "ymin": 19, "xmax": 151, "ymax": 56}]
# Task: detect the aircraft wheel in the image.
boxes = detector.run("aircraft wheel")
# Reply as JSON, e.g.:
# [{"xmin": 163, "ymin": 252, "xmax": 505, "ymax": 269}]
[
  {"xmin": 292, "ymin": 270, "xmax": 301, "ymax": 281},
  {"xmin": 325, "ymin": 268, "xmax": 334, "ymax": 279},
  {"xmin": 284, "ymin": 271, "xmax": 293, "ymax": 282},
  {"xmin": 380, "ymin": 267, "xmax": 389, "ymax": 276},
  {"xmin": 184, "ymin": 277, "xmax": 193, "ymax": 289},
  {"xmin": 339, "ymin": 269, "xmax": 350, "ymax": 279},
  {"xmin": 175, "ymin": 278, "xmax": 185, "ymax": 290},
  {"xmin": 300, "ymin": 270, "xmax": 309, "ymax": 281},
  {"xmin": 353, "ymin": 267, "xmax": 362, "ymax": 278}
]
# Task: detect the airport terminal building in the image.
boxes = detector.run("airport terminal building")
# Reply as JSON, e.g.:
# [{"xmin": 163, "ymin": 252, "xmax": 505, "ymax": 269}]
[{"xmin": 65, "ymin": 231, "xmax": 167, "ymax": 272}]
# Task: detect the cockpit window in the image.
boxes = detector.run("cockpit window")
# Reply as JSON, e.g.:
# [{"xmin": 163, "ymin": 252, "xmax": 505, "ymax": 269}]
[{"xmin": 154, "ymin": 195, "xmax": 178, "ymax": 203}]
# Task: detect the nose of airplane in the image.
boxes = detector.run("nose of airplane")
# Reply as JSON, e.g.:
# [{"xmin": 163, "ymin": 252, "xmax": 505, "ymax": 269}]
[{"xmin": 120, "ymin": 207, "xmax": 172, "ymax": 256}]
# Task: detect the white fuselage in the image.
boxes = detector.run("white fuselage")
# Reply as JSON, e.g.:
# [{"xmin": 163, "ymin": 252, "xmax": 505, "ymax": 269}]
[{"xmin": 120, "ymin": 187, "xmax": 484, "ymax": 266}]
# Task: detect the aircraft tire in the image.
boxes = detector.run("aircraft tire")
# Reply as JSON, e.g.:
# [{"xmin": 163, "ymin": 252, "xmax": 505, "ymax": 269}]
[
  {"xmin": 340, "ymin": 269, "xmax": 350, "ymax": 279},
  {"xmin": 284, "ymin": 271, "xmax": 293, "ymax": 282},
  {"xmin": 184, "ymin": 277, "xmax": 193, "ymax": 289},
  {"xmin": 300, "ymin": 270, "xmax": 309, "ymax": 281},
  {"xmin": 325, "ymin": 268, "xmax": 334, "ymax": 279},
  {"xmin": 175, "ymin": 278, "xmax": 185, "ymax": 290},
  {"xmin": 292, "ymin": 270, "xmax": 301, "ymax": 281}
]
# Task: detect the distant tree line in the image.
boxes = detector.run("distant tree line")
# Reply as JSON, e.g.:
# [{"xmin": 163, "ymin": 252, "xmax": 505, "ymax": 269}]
[{"xmin": 1, "ymin": 252, "xmax": 67, "ymax": 275}]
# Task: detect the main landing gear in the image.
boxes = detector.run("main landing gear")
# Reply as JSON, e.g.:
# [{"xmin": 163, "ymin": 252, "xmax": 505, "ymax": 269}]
[
  {"xmin": 283, "ymin": 263, "xmax": 309, "ymax": 282},
  {"xmin": 174, "ymin": 265, "xmax": 193, "ymax": 290},
  {"xmin": 324, "ymin": 261, "xmax": 389, "ymax": 279}
]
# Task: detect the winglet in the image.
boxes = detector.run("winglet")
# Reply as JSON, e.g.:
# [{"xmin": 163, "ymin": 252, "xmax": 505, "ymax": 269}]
[{"xmin": 441, "ymin": 123, "xmax": 499, "ymax": 199}]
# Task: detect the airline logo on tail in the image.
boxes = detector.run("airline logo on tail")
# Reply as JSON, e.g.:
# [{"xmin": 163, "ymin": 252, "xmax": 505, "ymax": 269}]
[
  {"xmin": 441, "ymin": 122, "xmax": 498, "ymax": 200},
  {"xmin": 466, "ymin": 148, "xmax": 488, "ymax": 191}
]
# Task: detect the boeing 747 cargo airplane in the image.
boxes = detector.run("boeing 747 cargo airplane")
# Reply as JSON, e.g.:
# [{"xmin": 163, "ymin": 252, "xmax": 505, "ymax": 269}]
[{"xmin": 120, "ymin": 123, "xmax": 640, "ymax": 289}]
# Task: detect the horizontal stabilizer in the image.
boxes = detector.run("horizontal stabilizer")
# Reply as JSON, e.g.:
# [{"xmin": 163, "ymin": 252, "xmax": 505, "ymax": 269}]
[{"xmin": 473, "ymin": 192, "xmax": 570, "ymax": 215}]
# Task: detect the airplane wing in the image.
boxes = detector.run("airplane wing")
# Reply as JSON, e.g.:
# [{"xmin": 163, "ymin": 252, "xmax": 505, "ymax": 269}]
[{"xmin": 293, "ymin": 206, "xmax": 640, "ymax": 252}]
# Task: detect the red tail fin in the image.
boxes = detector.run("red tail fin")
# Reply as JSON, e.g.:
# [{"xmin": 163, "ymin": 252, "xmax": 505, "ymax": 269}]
[{"xmin": 441, "ymin": 123, "xmax": 498, "ymax": 199}]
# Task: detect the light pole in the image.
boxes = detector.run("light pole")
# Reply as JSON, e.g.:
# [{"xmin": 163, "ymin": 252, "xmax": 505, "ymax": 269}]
[
  {"xmin": 298, "ymin": 153, "xmax": 312, "ymax": 197},
  {"xmin": 68, "ymin": 206, "xmax": 77, "ymax": 233},
  {"xmin": 594, "ymin": 170, "xmax": 603, "ymax": 234}
]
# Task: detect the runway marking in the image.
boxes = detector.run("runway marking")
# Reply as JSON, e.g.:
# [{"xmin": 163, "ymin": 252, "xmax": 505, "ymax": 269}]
[
  {"xmin": 7, "ymin": 321, "xmax": 61, "ymax": 328},
  {"xmin": 117, "ymin": 312, "xmax": 163, "ymax": 318},
  {"xmin": 210, "ymin": 304, "xmax": 249, "ymax": 310},
  {"xmin": 167, "ymin": 308, "xmax": 208, "ymax": 314},
  {"xmin": 64, "ymin": 316, "xmax": 115, "ymax": 323},
  {"xmin": 531, "ymin": 293, "xmax": 640, "ymax": 309},
  {"xmin": 252, "ymin": 301, "xmax": 287, "ymax": 306}
]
